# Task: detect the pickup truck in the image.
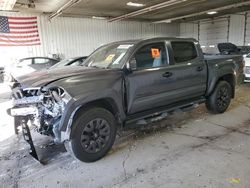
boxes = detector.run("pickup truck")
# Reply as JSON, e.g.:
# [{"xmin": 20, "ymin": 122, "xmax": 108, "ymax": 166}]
[{"xmin": 7, "ymin": 37, "xmax": 244, "ymax": 163}]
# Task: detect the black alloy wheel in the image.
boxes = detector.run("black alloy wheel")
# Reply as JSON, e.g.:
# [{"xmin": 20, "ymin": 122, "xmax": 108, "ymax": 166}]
[
  {"xmin": 216, "ymin": 86, "xmax": 230, "ymax": 110},
  {"xmin": 206, "ymin": 81, "xmax": 232, "ymax": 114},
  {"xmin": 80, "ymin": 118, "xmax": 111, "ymax": 153},
  {"xmin": 65, "ymin": 107, "xmax": 117, "ymax": 162}
]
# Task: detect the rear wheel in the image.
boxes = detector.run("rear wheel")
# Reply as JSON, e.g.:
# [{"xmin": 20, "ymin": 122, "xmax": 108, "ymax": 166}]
[
  {"xmin": 65, "ymin": 107, "xmax": 117, "ymax": 162},
  {"xmin": 206, "ymin": 81, "xmax": 232, "ymax": 114}
]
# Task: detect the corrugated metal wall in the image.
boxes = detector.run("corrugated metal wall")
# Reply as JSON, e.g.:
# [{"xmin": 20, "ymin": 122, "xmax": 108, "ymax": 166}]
[
  {"xmin": 180, "ymin": 23, "xmax": 198, "ymax": 40},
  {"xmin": 199, "ymin": 18, "xmax": 229, "ymax": 47},
  {"xmin": 229, "ymin": 14, "xmax": 245, "ymax": 45},
  {"xmin": 180, "ymin": 14, "xmax": 248, "ymax": 48},
  {"xmin": 0, "ymin": 12, "xmax": 179, "ymax": 65},
  {"xmin": 245, "ymin": 13, "xmax": 250, "ymax": 45}
]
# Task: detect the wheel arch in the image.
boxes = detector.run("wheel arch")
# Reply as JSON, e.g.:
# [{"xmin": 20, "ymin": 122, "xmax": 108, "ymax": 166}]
[
  {"xmin": 68, "ymin": 98, "xmax": 122, "ymax": 139},
  {"xmin": 73, "ymin": 98, "xmax": 121, "ymax": 124},
  {"xmin": 207, "ymin": 73, "xmax": 236, "ymax": 98},
  {"xmin": 218, "ymin": 74, "xmax": 235, "ymax": 98},
  {"xmin": 59, "ymin": 97, "xmax": 123, "ymax": 138}
]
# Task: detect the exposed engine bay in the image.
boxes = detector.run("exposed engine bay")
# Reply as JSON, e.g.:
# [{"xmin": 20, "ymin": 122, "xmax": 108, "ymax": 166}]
[{"xmin": 9, "ymin": 86, "xmax": 72, "ymax": 145}]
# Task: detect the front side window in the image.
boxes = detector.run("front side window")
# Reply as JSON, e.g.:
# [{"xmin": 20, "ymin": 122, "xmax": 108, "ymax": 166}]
[
  {"xmin": 171, "ymin": 42, "xmax": 197, "ymax": 64},
  {"xmin": 134, "ymin": 42, "xmax": 168, "ymax": 69}
]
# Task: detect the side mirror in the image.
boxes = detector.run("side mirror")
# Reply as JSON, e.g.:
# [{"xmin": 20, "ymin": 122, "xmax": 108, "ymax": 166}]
[{"xmin": 128, "ymin": 58, "xmax": 137, "ymax": 71}]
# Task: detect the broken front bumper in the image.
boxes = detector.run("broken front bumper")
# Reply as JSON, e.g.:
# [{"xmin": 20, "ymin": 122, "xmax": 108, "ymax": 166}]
[
  {"xmin": 7, "ymin": 93, "xmax": 44, "ymax": 163},
  {"xmin": 9, "ymin": 106, "xmax": 38, "ymax": 116},
  {"xmin": 7, "ymin": 107, "xmax": 43, "ymax": 163},
  {"xmin": 21, "ymin": 119, "xmax": 41, "ymax": 163},
  {"xmin": 7, "ymin": 86, "xmax": 72, "ymax": 163}
]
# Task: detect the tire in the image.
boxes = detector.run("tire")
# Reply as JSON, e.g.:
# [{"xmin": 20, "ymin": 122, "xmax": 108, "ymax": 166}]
[
  {"xmin": 65, "ymin": 107, "xmax": 117, "ymax": 162},
  {"xmin": 206, "ymin": 81, "xmax": 232, "ymax": 114}
]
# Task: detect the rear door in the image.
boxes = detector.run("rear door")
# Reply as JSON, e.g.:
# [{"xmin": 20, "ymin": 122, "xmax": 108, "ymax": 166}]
[{"xmin": 167, "ymin": 41, "xmax": 207, "ymax": 99}]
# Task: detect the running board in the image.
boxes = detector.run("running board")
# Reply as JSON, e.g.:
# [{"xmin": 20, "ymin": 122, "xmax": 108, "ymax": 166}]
[{"xmin": 125, "ymin": 98, "xmax": 205, "ymax": 126}]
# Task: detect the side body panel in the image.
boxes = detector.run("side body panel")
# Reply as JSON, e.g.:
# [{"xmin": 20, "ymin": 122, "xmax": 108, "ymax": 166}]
[
  {"xmin": 45, "ymin": 70, "xmax": 126, "ymax": 132},
  {"xmin": 205, "ymin": 55, "xmax": 244, "ymax": 96},
  {"xmin": 126, "ymin": 39, "xmax": 208, "ymax": 114}
]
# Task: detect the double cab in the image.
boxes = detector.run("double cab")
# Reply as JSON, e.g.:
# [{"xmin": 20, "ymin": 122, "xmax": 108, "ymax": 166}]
[{"xmin": 8, "ymin": 37, "xmax": 244, "ymax": 162}]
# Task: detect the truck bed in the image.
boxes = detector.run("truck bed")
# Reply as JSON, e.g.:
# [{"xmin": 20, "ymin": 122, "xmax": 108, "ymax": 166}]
[
  {"xmin": 204, "ymin": 54, "xmax": 244, "ymax": 85},
  {"xmin": 204, "ymin": 54, "xmax": 242, "ymax": 61}
]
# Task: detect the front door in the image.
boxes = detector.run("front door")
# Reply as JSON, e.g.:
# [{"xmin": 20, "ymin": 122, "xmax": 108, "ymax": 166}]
[{"xmin": 126, "ymin": 41, "xmax": 171, "ymax": 114}]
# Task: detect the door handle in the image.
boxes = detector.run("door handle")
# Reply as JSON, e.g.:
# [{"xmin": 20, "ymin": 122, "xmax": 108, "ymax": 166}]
[
  {"xmin": 196, "ymin": 66, "xmax": 203, "ymax": 71},
  {"xmin": 162, "ymin": 72, "xmax": 173, "ymax": 78}
]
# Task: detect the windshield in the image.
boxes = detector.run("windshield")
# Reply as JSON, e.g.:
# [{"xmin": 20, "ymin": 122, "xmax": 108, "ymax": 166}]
[
  {"xmin": 246, "ymin": 53, "xmax": 250, "ymax": 58},
  {"xmin": 50, "ymin": 58, "xmax": 74, "ymax": 69},
  {"xmin": 84, "ymin": 43, "xmax": 134, "ymax": 69}
]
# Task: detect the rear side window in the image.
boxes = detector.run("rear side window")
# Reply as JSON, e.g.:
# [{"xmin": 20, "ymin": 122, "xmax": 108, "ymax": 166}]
[
  {"xmin": 171, "ymin": 42, "xmax": 197, "ymax": 64},
  {"xmin": 34, "ymin": 58, "xmax": 50, "ymax": 64}
]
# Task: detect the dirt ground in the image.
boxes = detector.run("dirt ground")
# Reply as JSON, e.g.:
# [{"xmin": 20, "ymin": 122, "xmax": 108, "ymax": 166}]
[{"xmin": 0, "ymin": 83, "xmax": 250, "ymax": 188}]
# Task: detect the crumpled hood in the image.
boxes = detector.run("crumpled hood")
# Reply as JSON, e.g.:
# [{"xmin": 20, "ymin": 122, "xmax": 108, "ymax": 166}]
[{"xmin": 16, "ymin": 66, "xmax": 111, "ymax": 88}]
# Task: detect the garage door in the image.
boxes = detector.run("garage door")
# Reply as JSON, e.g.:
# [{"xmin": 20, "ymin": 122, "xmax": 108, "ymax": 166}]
[
  {"xmin": 245, "ymin": 13, "xmax": 250, "ymax": 45},
  {"xmin": 199, "ymin": 18, "xmax": 229, "ymax": 47}
]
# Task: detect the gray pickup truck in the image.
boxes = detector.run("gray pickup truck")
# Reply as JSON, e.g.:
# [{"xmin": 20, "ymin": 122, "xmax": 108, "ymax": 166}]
[{"xmin": 8, "ymin": 37, "xmax": 244, "ymax": 163}]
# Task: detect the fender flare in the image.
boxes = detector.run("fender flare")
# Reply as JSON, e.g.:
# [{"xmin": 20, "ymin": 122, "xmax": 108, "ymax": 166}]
[
  {"xmin": 59, "ymin": 91, "xmax": 125, "ymax": 133},
  {"xmin": 206, "ymin": 71, "xmax": 236, "ymax": 97}
]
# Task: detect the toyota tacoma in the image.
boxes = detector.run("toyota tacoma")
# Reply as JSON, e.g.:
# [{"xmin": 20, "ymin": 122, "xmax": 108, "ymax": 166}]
[{"xmin": 7, "ymin": 37, "xmax": 244, "ymax": 163}]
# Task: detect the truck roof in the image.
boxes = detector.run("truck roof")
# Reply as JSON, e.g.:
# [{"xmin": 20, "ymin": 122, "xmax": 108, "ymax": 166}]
[{"xmin": 107, "ymin": 37, "xmax": 198, "ymax": 46}]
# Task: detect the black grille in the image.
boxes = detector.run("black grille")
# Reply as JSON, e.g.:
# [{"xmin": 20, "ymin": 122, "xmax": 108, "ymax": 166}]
[
  {"xmin": 12, "ymin": 88, "xmax": 40, "ymax": 99},
  {"xmin": 12, "ymin": 89, "xmax": 24, "ymax": 99}
]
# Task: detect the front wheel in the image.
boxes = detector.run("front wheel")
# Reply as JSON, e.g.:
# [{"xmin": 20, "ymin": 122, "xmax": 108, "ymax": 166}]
[
  {"xmin": 206, "ymin": 81, "xmax": 232, "ymax": 114},
  {"xmin": 65, "ymin": 107, "xmax": 117, "ymax": 162}
]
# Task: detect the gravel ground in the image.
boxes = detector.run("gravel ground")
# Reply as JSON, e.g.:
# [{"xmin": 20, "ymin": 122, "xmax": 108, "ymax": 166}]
[{"xmin": 0, "ymin": 83, "xmax": 250, "ymax": 188}]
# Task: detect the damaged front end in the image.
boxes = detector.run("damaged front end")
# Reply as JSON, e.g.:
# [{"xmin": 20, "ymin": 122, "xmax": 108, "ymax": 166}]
[{"xmin": 7, "ymin": 85, "xmax": 72, "ymax": 162}]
